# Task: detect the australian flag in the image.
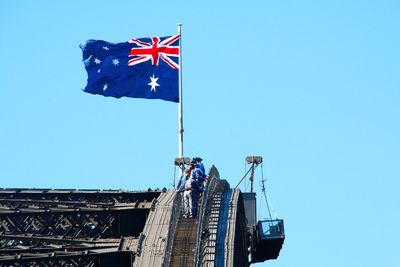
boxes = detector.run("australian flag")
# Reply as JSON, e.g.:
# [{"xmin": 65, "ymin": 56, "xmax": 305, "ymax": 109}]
[{"xmin": 80, "ymin": 35, "xmax": 180, "ymax": 103}]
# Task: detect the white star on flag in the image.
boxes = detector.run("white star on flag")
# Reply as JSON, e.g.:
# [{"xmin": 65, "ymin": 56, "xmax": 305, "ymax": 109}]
[
  {"xmin": 112, "ymin": 58, "xmax": 120, "ymax": 66},
  {"xmin": 103, "ymin": 46, "xmax": 109, "ymax": 50},
  {"xmin": 94, "ymin": 58, "xmax": 101, "ymax": 65},
  {"xmin": 103, "ymin": 83, "xmax": 108, "ymax": 91},
  {"xmin": 148, "ymin": 75, "xmax": 160, "ymax": 92}
]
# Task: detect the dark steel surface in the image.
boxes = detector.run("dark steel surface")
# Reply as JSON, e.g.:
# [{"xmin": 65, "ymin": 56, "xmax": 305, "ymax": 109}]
[
  {"xmin": 0, "ymin": 189, "xmax": 160, "ymax": 266},
  {"xmin": 169, "ymin": 217, "xmax": 198, "ymax": 267}
]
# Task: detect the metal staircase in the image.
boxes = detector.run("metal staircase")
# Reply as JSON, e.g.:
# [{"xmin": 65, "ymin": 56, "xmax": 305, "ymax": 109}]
[
  {"xmin": 201, "ymin": 190, "xmax": 223, "ymax": 266},
  {"xmin": 169, "ymin": 216, "xmax": 199, "ymax": 266}
]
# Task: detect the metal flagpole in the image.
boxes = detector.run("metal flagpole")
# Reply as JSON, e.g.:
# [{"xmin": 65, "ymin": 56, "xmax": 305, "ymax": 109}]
[{"xmin": 178, "ymin": 23, "xmax": 184, "ymax": 159}]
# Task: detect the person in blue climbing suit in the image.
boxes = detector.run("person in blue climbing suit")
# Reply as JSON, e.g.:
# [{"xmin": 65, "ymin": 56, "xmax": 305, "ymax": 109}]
[
  {"xmin": 177, "ymin": 168, "xmax": 193, "ymax": 218},
  {"xmin": 194, "ymin": 157, "xmax": 207, "ymax": 186},
  {"xmin": 190, "ymin": 160, "xmax": 205, "ymax": 218},
  {"xmin": 194, "ymin": 157, "xmax": 206, "ymax": 178}
]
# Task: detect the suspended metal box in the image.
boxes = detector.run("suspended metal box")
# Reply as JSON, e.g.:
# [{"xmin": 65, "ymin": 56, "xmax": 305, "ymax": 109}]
[{"xmin": 252, "ymin": 219, "xmax": 285, "ymax": 262}]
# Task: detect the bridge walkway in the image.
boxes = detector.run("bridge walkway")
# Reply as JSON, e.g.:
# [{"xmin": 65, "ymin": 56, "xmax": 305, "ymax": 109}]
[{"xmin": 169, "ymin": 215, "xmax": 199, "ymax": 266}]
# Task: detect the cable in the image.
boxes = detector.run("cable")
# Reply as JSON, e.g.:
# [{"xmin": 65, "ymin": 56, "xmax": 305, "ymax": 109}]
[
  {"xmin": 234, "ymin": 166, "xmax": 253, "ymax": 189},
  {"xmin": 260, "ymin": 163, "xmax": 277, "ymax": 223},
  {"xmin": 265, "ymin": 189, "xmax": 278, "ymax": 219}
]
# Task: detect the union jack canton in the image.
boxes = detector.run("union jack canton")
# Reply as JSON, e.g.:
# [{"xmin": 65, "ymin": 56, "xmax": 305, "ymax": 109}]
[{"xmin": 80, "ymin": 35, "xmax": 180, "ymax": 103}]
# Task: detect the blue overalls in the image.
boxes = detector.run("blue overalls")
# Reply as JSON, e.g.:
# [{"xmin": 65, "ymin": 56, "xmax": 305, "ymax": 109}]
[{"xmin": 191, "ymin": 168, "xmax": 205, "ymax": 217}]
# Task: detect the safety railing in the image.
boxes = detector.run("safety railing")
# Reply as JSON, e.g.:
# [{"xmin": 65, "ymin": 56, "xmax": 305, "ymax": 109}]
[
  {"xmin": 258, "ymin": 219, "xmax": 285, "ymax": 239},
  {"xmin": 194, "ymin": 166, "xmax": 220, "ymax": 267},
  {"xmin": 162, "ymin": 192, "xmax": 182, "ymax": 267}
]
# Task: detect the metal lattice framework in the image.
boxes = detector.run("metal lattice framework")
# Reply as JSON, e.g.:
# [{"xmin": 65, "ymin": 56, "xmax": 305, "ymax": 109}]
[
  {"xmin": 0, "ymin": 168, "xmax": 284, "ymax": 267},
  {"xmin": 0, "ymin": 189, "xmax": 160, "ymax": 266}
]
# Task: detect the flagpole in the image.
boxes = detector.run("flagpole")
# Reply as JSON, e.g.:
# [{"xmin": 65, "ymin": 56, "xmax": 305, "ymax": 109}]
[{"xmin": 178, "ymin": 23, "xmax": 184, "ymax": 161}]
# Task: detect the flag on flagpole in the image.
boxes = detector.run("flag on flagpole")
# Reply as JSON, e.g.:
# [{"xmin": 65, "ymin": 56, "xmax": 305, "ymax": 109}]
[{"xmin": 80, "ymin": 35, "xmax": 180, "ymax": 103}]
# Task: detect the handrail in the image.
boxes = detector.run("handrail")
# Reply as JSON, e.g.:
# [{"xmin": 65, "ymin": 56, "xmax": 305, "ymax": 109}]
[
  {"xmin": 194, "ymin": 166, "xmax": 220, "ymax": 267},
  {"xmin": 162, "ymin": 192, "xmax": 181, "ymax": 267}
]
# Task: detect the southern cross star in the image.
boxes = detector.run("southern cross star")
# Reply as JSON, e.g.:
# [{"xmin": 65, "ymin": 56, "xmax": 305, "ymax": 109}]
[
  {"xmin": 103, "ymin": 83, "xmax": 108, "ymax": 91},
  {"xmin": 112, "ymin": 58, "xmax": 120, "ymax": 66},
  {"xmin": 94, "ymin": 58, "xmax": 101, "ymax": 65},
  {"xmin": 148, "ymin": 75, "xmax": 160, "ymax": 92},
  {"xmin": 102, "ymin": 46, "xmax": 110, "ymax": 51}
]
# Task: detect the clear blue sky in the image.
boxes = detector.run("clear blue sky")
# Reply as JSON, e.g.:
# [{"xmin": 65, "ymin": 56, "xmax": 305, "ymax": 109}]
[{"xmin": 1, "ymin": 1, "xmax": 399, "ymax": 266}]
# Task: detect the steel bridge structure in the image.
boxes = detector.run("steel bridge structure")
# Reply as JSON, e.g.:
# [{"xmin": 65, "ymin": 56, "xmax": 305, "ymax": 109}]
[{"xmin": 0, "ymin": 166, "xmax": 284, "ymax": 266}]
